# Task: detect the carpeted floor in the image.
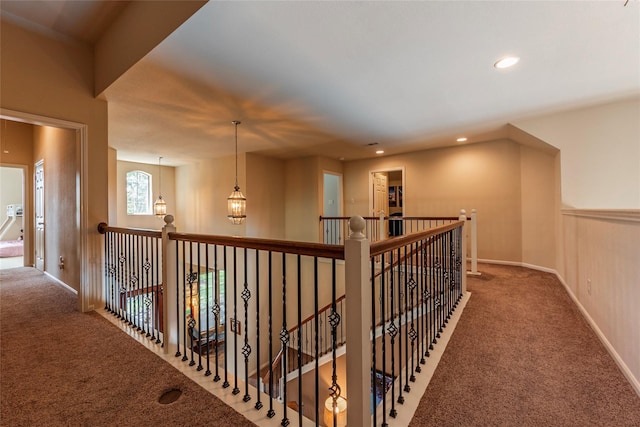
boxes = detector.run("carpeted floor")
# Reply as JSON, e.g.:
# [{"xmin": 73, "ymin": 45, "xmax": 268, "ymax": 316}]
[
  {"xmin": 1, "ymin": 265, "xmax": 639, "ymax": 426},
  {"xmin": 0, "ymin": 267, "xmax": 255, "ymax": 427},
  {"xmin": 409, "ymin": 263, "xmax": 640, "ymax": 426}
]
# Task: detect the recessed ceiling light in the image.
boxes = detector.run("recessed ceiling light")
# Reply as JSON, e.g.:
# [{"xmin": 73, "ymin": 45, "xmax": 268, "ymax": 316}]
[
  {"xmin": 376, "ymin": 150, "xmax": 384, "ymax": 154},
  {"xmin": 456, "ymin": 137, "xmax": 468, "ymax": 142},
  {"xmin": 494, "ymin": 56, "xmax": 520, "ymax": 69}
]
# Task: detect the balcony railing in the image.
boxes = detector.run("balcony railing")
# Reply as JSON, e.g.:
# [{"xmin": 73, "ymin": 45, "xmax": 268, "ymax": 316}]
[{"xmin": 98, "ymin": 211, "xmax": 468, "ymax": 427}]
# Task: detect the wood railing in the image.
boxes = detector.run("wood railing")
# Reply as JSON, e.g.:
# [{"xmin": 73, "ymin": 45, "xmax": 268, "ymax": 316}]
[{"xmin": 98, "ymin": 212, "xmax": 468, "ymax": 427}]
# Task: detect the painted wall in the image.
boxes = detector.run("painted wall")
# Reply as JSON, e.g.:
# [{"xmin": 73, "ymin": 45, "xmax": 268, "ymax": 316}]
[
  {"xmin": 1, "ymin": 18, "xmax": 109, "ymax": 309},
  {"xmin": 513, "ymin": 97, "xmax": 640, "ymax": 209},
  {"xmin": 343, "ymin": 139, "xmax": 558, "ymax": 265},
  {"xmin": 285, "ymin": 157, "xmax": 319, "ymax": 242},
  {"xmin": 116, "ymin": 160, "xmax": 176, "ymax": 229},
  {"xmin": 34, "ymin": 126, "xmax": 79, "ymax": 291},
  {"xmin": 520, "ymin": 146, "xmax": 558, "ymax": 269},
  {"xmin": 175, "ymin": 153, "xmax": 246, "ymax": 236},
  {"xmin": 246, "ymin": 153, "xmax": 285, "ymax": 239}
]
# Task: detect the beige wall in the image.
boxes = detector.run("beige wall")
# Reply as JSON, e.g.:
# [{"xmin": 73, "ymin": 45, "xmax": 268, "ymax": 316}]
[
  {"xmin": 520, "ymin": 145, "xmax": 558, "ymax": 268},
  {"xmin": 285, "ymin": 157, "xmax": 320, "ymax": 242},
  {"xmin": 343, "ymin": 139, "xmax": 558, "ymax": 265},
  {"xmin": 513, "ymin": 97, "xmax": 640, "ymax": 209},
  {"xmin": 246, "ymin": 153, "xmax": 285, "ymax": 239},
  {"xmin": 175, "ymin": 153, "xmax": 246, "ymax": 236},
  {"xmin": 1, "ymin": 18, "xmax": 109, "ymax": 309},
  {"xmin": 116, "ymin": 160, "xmax": 176, "ymax": 229},
  {"xmin": 34, "ymin": 126, "xmax": 80, "ymax": 291}
]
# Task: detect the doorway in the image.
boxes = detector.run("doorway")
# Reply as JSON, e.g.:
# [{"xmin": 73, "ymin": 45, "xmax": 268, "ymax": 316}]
[
  {"xmin": 369, "ymin": 168, "xmax": 404, "ymax": 237},
  {"xmin": 0, "ymin": 166, "xmax": 25, "ymax": 269},
  {"xmin": 1, "ymin": 109, "xmax": 89, "ymax": 311},
  {"xmin": 322, "ymin": 172, "xmax": 343, "ymax": 244}
]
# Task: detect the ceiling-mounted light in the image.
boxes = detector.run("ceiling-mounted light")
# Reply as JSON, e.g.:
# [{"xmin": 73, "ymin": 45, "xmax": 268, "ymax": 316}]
[
  {"xmin": 153, "ymin": 156, "xmax": 167, "ymax": 217},
  {"xmin": 494, "ymin": 56, "xmax": 520, "ymax": 69},
  {"xmin": 456, "ymin": 137, "xmax": 468, "ymax": 142},
  {"xmin": 228, "ymin": 120, "xmax": 246, "ymax": 225},
  {"xmin": 376, "ymin": 150, "xmax": 384, "ymax": 155}
]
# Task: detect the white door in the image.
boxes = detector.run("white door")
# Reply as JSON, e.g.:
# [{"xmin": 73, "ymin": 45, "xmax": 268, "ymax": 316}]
[
  {"xmin": 372, "ymin": 172, "xmax": 389, "ymax": 238},
  {"xmin": 35, "ymin": 160, "xmax": 44, "ymax": 271}
]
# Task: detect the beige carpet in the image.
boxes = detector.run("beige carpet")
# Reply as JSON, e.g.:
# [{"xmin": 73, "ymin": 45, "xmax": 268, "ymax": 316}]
[
  {"xmin": 410, "ymin": 263, "xmax": 640, "ymax": 426},
  {"xmin": 2, "ymin": 265, "xmax": 639, "ymax": 426},
  {"xmin": 0, "ymin": 267, "xmax": 255, "ymax": 427}
]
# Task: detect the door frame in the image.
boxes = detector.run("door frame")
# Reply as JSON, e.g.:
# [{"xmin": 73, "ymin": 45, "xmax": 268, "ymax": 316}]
[
  {"xmin": 34, "ymin": 159, "xmax": 44, "ymax": 271},
  {"xmin": 368, "ymin": 166, "xmax": 405, "ymax": 217},
  {"xmin": 1, "ymin": 108, "xmax": 89, "ymax": 312}
]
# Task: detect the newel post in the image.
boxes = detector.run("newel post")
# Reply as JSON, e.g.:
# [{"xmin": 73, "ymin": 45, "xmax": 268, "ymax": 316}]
[
  {"xmin": 345, "ymin": 216, "xmax": 371, "ymax": 427},
  {"xmin": 162, "ymin": 214, "xmax": 177, "ymax": 355},
  {"xmin": 459, "ymin": 210, "xmax": 468, "ymax": 295},
  {"xmin": 469, "ymin": 209, "xmax": 480, "ymax": 276},
  {"xmin": 379, "ymin": 210, "xmax": 385, "ymax": 241}
]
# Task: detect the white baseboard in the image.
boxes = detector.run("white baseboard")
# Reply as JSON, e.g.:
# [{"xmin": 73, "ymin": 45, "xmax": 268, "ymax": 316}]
[
  {"xmin": 44, "ymin": 271, "xmax": 78, "ymax": 295},
  {"xmin": 475, "ymin": 258, "xmax": 640, "ymax": 398}
]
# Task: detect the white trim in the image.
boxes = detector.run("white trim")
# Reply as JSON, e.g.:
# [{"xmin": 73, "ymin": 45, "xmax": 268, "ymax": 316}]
[
  {"xmin": 1, "ymin": 108, "xmax": 90, "ymax": 312},
  {"xmin": 44, "ymin": 271, "xmax": 78, "ymax": 295},
  {"xmin": 561, "ymin": 209, "xmax": 640, "ymax": 223},
  {"xmin": 476, "ymin": 258, "xmax": 640, "ymax": 398},
  {"xmin": 553, "ymin": 271, "xmax": 640, "ymax": 398}
]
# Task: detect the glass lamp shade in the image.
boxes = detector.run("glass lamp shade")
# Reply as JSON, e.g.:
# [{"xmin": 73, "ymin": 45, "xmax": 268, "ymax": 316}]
[
  {"xmin": 153, "ymin": 196, "xmax": 167, "ymax": 217},
  {"xmin": 227, "ymin": 187, "xmax": 246, "ymax": 224},
  {"xmin": 324, "ymin": 396, "xmax": 347, "ymax": 427}
]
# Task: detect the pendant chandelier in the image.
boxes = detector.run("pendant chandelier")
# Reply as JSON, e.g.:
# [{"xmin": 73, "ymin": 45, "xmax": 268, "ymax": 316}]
[
  {"xmin": 153, "ymin": 156, "xmax": 167, "ymax": 217},
  {"xmin": 227, "ymin": 120, "xmax": 246, "ymax": 224}
]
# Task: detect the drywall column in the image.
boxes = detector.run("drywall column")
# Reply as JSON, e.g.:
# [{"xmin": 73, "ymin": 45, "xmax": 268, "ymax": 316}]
[
  {"xmin": 162, "ymin": 214, "xmax": 177, "ymax": 355},
  {"xmin": 345, "ymin": 216, "xmax": 371, "ymax": 427}
]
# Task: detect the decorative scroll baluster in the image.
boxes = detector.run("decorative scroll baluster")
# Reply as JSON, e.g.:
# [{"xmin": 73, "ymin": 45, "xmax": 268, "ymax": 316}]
[
  {"xmin": 213, "ymin": 245, "xmax": 221, "ymax": 382},
  {"xmin": 204, "ymin": 244, "xmax": 211, "ymax": 377},
  {"xmin": 242, "ymin": 248, "xmax": 252, "ymax": 402},
  {"xmin": 254, "ymin": 249, "xmax": 262, "ymax": 410}
]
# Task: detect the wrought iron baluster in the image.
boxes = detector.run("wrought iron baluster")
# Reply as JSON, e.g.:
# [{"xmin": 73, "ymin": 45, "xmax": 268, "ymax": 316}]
[
  {"xmin": 296, "ymin": 254, "xmax": 302, "ymax": 427},
  {"xmin": 241, "ymin": 248, "xmax": 252, "ymax": 402},
  {"xmin": 232, "ymin": 247, "xmax": 240, "ymax": 395},
  {"xmin": 196, "ymin": 242, "xmax": 203, "ymax": 372},
  {"xmin": 254, "ymin": 249, "xmax": 262, "ymax": 409},
  {"xmin": 371, "ymin": 257, "xmax": 378, "ymax": 427},
  {"xmin": 204, "ymin": 244, "xmax": 211, "ymax": 377},
  {"xmin": 280, "ymin": 253, "xmax": 289, "ymax": 427},
  {"xmin": 313, "ymin": 257, "xmax": 319, "ymax": 426},
  {"xmin": 222, "ymin": 246, "xmax": 230, "ymax": 388},
  {"xmin": 267, "ymin": 251, "xmax": 275, "ymax": 418}
]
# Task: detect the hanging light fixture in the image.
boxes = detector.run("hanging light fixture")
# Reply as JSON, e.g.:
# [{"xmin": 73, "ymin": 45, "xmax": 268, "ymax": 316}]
[
  {"xmin": 227, "ymin": 120, "xmax": 246, "ymax": 224},
  {"xmin": 153, "ymin": 156, "xmax": 167, "ymax": 217}
]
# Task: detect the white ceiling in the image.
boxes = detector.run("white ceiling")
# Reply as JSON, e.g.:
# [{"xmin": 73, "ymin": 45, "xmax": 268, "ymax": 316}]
[{"xmin": 3, "ymin": 1, "xmax": 639, "ymax": 166}]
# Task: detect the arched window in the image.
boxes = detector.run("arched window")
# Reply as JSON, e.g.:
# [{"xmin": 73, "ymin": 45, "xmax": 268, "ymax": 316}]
[{"xmin": 126, "ymin": 170, "xmax": 152, "ymax": 215}]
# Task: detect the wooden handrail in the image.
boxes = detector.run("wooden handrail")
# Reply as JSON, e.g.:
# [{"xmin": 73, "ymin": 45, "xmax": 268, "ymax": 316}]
[
  {"xmin": 370, "ymin": 221, "xmax": 462, "ymax": 257},
  {"xmin": 262, "ymin": 347, "xmax": 285, "ymax": 385},
  {"xmin": 291, "ymin": 294, "xmax": 346, "ymax": 334},
  {"xmin": 169, "ymin": 232, "xmax": 345, "ymax": 260},
  {"xmin": 97, "ymin": 222, "xmax": 162, "ymax": 238},
  {"xmin": 319, "ymin": 215, "xmax": 463, "ymax": 221}
]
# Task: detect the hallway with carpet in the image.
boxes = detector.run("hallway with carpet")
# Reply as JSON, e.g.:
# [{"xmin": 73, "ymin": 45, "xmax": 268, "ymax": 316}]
[{"xmin": 1, "ymin": 264, "xmax": 639, "ymax": 426}]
